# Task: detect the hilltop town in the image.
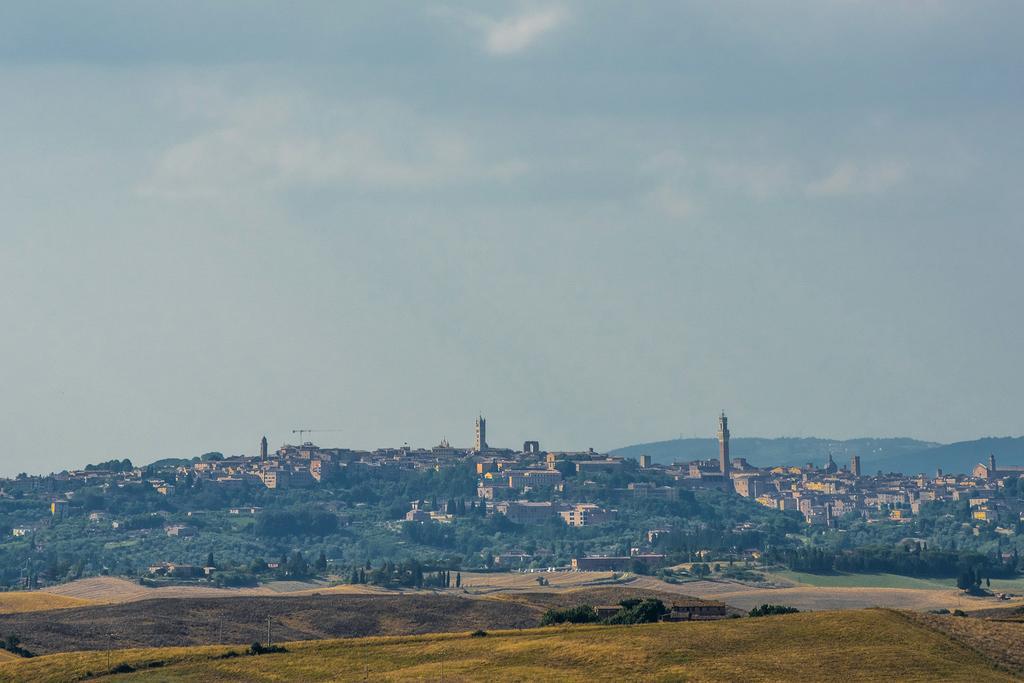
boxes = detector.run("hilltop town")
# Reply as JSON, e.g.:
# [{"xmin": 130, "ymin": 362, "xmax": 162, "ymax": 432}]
[{"xmin": 0, "ymin": 413, "xmax": 1020, "ymax": 593}]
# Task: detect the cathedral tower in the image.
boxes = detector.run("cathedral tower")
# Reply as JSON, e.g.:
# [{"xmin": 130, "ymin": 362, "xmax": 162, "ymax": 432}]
[{"xmin": 474, "ymin": 415, "xmax": 487, "ymax": 452}]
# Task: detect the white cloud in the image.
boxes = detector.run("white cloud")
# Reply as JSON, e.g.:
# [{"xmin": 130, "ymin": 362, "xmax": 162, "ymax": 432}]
[
  {"xmin": 649, "ymin": 184, "xmax": 696, "ymax": 220},
  {"xmin": 707, "ymin": 160, "xmax": 795, "ymax": 200},
  {"xmin": 642, "ymin": 151, "xmax": 911, "ymax": 218},
  {"xmin": 435, "ymin": 5, "xmax": 569, "ymax": 55},
  {"xmin": 138, "ymin": 90, "xmax": 528, "ymax": 200},
  {"xmin": 806, "ymin": 160, "xmax": 909, "ymax": 197},
  {"xmin": 484, "ymin": 7, "xmax": 569, "ymax": 55}
]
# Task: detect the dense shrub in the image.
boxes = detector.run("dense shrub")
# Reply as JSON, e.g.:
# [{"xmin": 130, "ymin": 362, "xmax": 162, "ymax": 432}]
[
  {"xmin": 249, "ymin": 642, "xmax": 287, "ymax": 655},
  {"xmin": 603, "ymin": 598, "xmax": 668, "ymax": 625},
  {"xmin": 540, "ymin": 605, "xmax": 600, "ymax": 626},
  {"xmin": 0, "ymin": 634, "xmax": 34, "ymax": 658},
  {"xmin": 748, "ymin": 604, "xmax": 800, "ymax": 617}
]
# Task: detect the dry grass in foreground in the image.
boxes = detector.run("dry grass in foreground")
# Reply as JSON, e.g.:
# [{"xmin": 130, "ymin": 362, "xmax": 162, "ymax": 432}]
[
  {"xmin": 908, "ymin": 612, "xmax": 1024, "ymax": 675},
  {"xmin": 0, "ymin": 609, "xmax": 1014, "ymax": 682}
]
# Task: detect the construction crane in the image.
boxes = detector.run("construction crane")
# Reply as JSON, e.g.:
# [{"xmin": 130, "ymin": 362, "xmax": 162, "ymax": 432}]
[{"xmin": 291, "ymin": 428, "xmax": 343, "ymax": 444}]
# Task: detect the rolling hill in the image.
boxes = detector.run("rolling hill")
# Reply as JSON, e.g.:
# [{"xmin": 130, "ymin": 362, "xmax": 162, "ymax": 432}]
[
  {"xmin": 0, "ymin": 609, "xmax": 1017, "ymax": 682},
  {"xmin": 0, "ymin": 586, "xmax": 696, "ymax": 655},
  {"xmin": 890, "ymin": 437, "xmax": 1024, "ymax": 476}
]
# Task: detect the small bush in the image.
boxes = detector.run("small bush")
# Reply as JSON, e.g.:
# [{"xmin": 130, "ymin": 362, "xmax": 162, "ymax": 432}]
[
  {"xmin": 0, "ymin": 634, "xmax": 34, "ymax": 658},
  {"xmin": 249, "ymin": 642, "xmax": 287, "ymax": 655},
  {"xmin": 471, "ymin": 630, "xmax": 488, "ymax": 637},
  {"xmin": 110, "ymin": 663, "xmax": 135, "ymax": 674},
  {"xmin": 928, "ymin": 608, "xmax": 950, "ymax": 615},
  {"xmin": 540, "ymin": 605, "xmax": 599, "ymax": 626},
  {"xmin": 952, "ymin": 609, "xmax": 967, "ymax": 617},
  {"xmin": 748, "ymin": 604, "xmax": 800, "ymax": 617}
]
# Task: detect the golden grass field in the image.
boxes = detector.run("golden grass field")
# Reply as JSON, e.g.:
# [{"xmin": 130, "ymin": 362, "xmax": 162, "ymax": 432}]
[
  {"xmin": 909, "ymin": 612, "xmax": 1024, "ymax": 674},
  {"xmin": 457, "ymin": 570, "xmax": 619, "ymax": 592},
  {"xmin": 32, "ymin": 572, "xmax": 619, "ymax": 606},
  {"xmin": 0, "ymin": 609, "xmax": 1015, "ymax": 682},
  {"xmin": 0, "ymin": 591, "xmax": 94, "ymax": 614},
  {"xmin": 38, "ymin": 576, "xmax": 355, "ymax": 603}
]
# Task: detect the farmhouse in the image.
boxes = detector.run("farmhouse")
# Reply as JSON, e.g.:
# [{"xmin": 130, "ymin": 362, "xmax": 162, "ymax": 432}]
[{"xmin": 147, "ymin": 562, "xmax": 203, "ymax": 578}]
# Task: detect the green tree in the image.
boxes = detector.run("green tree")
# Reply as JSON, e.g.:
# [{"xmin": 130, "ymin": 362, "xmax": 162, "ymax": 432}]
[
  {"xmin": 287, "ymin": 552, "xmax": 308, "ymax": 578},
  {"xmin": 604, "ymin": 598, "xmax": 668, "ymax": 624},
  {"xmin": 749, "ymin": 604, "xmax": 799, "ymax": 617},
  {"xmin": 540, "ymin": 605, "xmax": 599, "ymax": 626}
]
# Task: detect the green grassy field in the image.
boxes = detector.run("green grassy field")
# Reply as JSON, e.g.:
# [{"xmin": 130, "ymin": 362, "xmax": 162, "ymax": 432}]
[
  {"xmin": 0, "ymin": 609, "xmax": 1015, "ymax": 682},
  {"xmin": 986, "ymin": 577, "xmax": 1024, "ymax": 593}
]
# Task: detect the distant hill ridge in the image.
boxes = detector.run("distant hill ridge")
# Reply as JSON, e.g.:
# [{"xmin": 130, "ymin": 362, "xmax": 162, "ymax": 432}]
[{"xmin": 609, "ymin": 436, "xmax": 1024, "ymax": 476}]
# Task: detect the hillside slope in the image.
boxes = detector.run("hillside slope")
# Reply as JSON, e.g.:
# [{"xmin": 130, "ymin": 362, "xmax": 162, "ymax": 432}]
[
  {"xmin": 891, "ymin": 437, "xmax": 1024, "ymax": 476},
  {"xmin": 0, "ymin": 586, "xmax": 699, "ymax": 655},
  {"xmin": 0, "ymin": 593, "xmax": 540, "ymax": 655},
  {"xmin": 0, "ymin": 592, "xmax": 93, "ymax": 615},
  {"xmin": 0, "ymin": 609, "xmax": 1014, "ymax": 682}
]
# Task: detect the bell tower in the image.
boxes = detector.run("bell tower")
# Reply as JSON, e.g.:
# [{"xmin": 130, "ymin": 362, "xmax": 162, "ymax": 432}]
[
  {"xmin": 717, "ymin": 411, "xmax": 731, "ymax": 488},
  {"xmin": 474, "ymin": 415, "xmax": 487, "ymax": 452}
]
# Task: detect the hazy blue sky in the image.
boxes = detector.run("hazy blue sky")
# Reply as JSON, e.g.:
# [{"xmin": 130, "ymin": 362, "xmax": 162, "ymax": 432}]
[{"xmin": 1, "ymin": 2, "xmax": 1022, "ymax": 474}]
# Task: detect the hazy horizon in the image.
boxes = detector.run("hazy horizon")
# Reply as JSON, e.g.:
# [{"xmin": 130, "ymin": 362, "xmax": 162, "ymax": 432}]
[
  {"xmin": 13, "ymin": 421, "xmax": 1024, "ymax": 477},
  {"xmin": 2, "ymin": 2, "xmax": 1022, "ymax": 476}
]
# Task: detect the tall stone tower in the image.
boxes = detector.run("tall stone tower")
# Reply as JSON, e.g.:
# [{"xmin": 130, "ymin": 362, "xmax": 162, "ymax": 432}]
[
  {"xmin": 474, "ymin": 415, "xmax": 487, "ymax": 452},
  {"xmin": 260, "ymin": 436, "xmax": 268, "ymax": 462},
  {"xmin": 850, "ymin": 454, "xmax": 861, "ymax": 477},
  {"xmin": 717, "ymin": 411, "xmax": 731, "ymax": 487}
]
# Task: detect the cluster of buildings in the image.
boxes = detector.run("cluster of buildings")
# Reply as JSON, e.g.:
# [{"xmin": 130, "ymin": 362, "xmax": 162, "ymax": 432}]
[
  {"xmin": 460, "ymin": 412, "xmax": 1024, "ymax": 539},
  {"xmin": 738, "ymin": 453, "xmax": 1024, "ymax": 529},
  {"xmin": 10, "ymin": 413, "xmax": 1024, "ymax": 545}
]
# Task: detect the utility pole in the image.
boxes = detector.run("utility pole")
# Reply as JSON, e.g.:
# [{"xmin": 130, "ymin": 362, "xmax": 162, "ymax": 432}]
[{"xmin": 267, "ymin": 616, "xmax": 272, "ymax": 647}]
